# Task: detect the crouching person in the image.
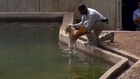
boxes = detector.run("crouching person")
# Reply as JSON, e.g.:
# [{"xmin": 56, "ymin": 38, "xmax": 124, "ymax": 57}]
[{"xmin": 70, "ymin": 4, "xmax": 114, "ymax": 46}]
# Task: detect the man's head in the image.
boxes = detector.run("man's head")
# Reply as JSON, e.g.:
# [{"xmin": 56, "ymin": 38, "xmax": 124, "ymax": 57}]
[
  {"xmin": 78, "ymin": 4, "xmax": 88, "ymax": 15},
  {"xmin": 138, "ymin": 0, "xmax": 140, "ymax": 9}
]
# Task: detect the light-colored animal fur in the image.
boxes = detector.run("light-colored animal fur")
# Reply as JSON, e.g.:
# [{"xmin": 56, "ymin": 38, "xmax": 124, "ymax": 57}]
[
  {"xmin": 65, "ymin": 24, "xmax": 77, "ymax": 54},
  {"xmin": 65, "ymin": 21, "xmax": 87, "ymax": 54}
]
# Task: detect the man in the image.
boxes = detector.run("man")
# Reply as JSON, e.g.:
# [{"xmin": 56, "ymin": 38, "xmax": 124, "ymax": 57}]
[
  {"xmin": 70, "ymin": 4, "xmax": 114, "ymax": 46},
  {"xmin": 133, "ymin": 0, "xmax": 140, "ymax": 31}
]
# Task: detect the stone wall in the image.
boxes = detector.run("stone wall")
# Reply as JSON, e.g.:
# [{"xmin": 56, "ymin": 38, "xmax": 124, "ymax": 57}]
[{"xmin": 0, "ymin": 0, "xmax": 120, "ymax": 29}]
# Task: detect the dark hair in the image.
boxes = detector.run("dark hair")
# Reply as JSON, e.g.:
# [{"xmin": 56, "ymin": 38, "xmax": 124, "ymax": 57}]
[{"xmin": 78, "ymin": 4, "xmax": 87, "ymax": 10}]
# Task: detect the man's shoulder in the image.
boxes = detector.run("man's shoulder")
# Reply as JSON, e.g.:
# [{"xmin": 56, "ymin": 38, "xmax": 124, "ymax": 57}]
[
  {"xmin": 87, "ymin": 8, "xmax": 97, "ymax": 13},
  {"xmin": 88, "ymin": 8, "xmax": 96, "ymax": 11},
  {"xmin": 134, "ymin": 9, "xmax": 139, "ymax": 13}
]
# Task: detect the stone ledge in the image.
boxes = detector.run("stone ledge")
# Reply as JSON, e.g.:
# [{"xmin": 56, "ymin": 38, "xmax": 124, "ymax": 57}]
[
  {"xmin": 0, "ymin": 12, "xmax": 67, "ymax": 21},
  {"xmin": 97, "ymin": 31, "xmax": 140, "ymax": 78},
  {"xmin": 98, "ymin": 43, "xmax": 139, "ymax": 63},
  {"xmin": 118, "ymin": 60, "xmax": 140, "ymax": 79}
]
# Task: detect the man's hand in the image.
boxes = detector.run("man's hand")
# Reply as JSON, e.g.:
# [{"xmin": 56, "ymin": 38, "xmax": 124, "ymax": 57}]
[
  {"xmin": 84, "ymin": 21, "xmax": 87, "ymax": 25},
  {"xmin": 68, "ymin": 24, "xmax": 74, "ymax": 27},
  {"xmin": 68, "ymin": 24, "xmax": 78, "ymax": 30}
]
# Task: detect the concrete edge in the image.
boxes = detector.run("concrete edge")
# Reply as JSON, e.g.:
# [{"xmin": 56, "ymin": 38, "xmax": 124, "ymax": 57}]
[
  {"xmin": 0, "ymin": 12, "xmax": 66, "ymax": 17},
  {"xmin": 98, "ymin": 43, "xmax": 140, "ymax": 62},
  {"xmin": 100, "ymin": 57, "xmax": 128, "ymax": 79},
  {"xmin": 59, "ymin": 13, "xmax": 129, "ymax": 79},
  {"xmin": 0, "ymin": 12, "xmax": 67, "ymax": 21},
  {"xmin": 97, "ymin": 41, "xmax": 140, "ymax": 78},
  {"xmin": 118, "ymin": 59, "xmax": 140, "ymax": 78},
  {"xmin": 103, "ymin": 30, "xmax": 140, "ymax": 33}
]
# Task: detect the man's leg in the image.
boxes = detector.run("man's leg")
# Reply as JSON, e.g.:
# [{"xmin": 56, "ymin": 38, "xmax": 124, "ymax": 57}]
[
  {"xmin": 94, "ymin": 21, "xmax": 114, "ymax": 42},
  {"xmin": 84, "ymin": 21, "xmax": 114, "ymax": 45},
  {"xmin": 93, "ymin": 29, "xmax": 102, "ymax": 41},
  {"xmin": 85, "ymin": 22, "xmax": 106, "ymax": 45},
  {"xmin": 99, "ymin": 31, "xmax": 114, "ymax": 42},
  {"xmin": 85, "ymin": 30, "xmax": 98, "ymax": 45}
]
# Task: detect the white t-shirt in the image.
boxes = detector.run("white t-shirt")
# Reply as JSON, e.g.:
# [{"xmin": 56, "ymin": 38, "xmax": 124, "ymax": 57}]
[{"xmin": 74, "ymin": 8, "xmax": 106, "ymax": 30}]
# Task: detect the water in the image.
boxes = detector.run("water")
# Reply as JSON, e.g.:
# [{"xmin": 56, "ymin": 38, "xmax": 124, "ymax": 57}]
[{"xmin": 0, "ymin": 22, "xmax": 112, "ymax": 79}]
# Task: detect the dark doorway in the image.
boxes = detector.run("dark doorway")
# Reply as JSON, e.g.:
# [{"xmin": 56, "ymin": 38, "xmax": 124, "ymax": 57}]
[{"xmin": 122, "ymin": 0, "xmax": 139, "ymax": 31}]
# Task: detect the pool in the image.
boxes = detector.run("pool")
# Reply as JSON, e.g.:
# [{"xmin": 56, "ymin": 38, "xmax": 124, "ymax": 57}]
[{"xmin": 0, "ymin": 22, "xmax": 112, "ymax": 79}]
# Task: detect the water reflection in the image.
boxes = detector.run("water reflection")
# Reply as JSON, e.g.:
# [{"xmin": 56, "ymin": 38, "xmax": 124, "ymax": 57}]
[
  {"xmin": 0, "ymin": 21, "xmax": 112, "ymax": 79},
  {"xmin": 68, "ymin": 54, "xmax": 95, "ymax": 79},
  {"xmin": 59, "ymin": 42, "xmax": 112, "ymax": 79}
]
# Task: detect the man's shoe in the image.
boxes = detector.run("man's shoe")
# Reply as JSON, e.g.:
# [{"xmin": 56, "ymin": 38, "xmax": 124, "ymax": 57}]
[{"xmin": 109, "ymin": 31, "xmax": 114, "ymax": 42}]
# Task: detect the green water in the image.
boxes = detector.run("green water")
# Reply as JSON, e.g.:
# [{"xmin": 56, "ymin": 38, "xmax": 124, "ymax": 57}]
[{"xmin": 0, "ymin": 22, "xmax": 112, "ymax": 79}]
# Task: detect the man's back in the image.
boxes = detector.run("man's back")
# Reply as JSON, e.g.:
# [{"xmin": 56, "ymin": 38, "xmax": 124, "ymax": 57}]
[{"xmin": 83, "ymin": 8, "xmax": 105, "ymax": 21}]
